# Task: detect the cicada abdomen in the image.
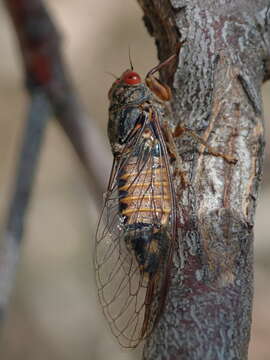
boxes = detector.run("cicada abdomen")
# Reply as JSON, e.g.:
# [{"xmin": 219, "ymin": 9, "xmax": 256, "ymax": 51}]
[
  {"xmin": 118, "ymin": 129, "xmax": 172, "ymax": 277},
  {"xmin": 95, "ymin": 54, "xmax": 179, "ymax": 347}
]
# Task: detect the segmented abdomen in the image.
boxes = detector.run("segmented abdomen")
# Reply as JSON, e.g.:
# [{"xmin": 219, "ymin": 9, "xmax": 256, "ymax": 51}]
[
  {"xmin": 118, "ymin": 154, "xmax": 171, "ymax": 275},
  {"xmin": 118, "ymin": 155, "xmax": 171, "ymax": 226}
]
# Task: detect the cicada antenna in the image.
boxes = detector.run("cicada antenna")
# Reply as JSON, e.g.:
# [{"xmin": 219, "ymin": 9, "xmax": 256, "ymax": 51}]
[{"xmin": 128, "ymin": 46, "xmax": 134, "ymax": 71}]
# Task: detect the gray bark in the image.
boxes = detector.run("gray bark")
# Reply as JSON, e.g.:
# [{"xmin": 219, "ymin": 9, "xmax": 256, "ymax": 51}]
[{"xmin": 137, "ymin": 0, "xmax": 270, "ymax": 359}]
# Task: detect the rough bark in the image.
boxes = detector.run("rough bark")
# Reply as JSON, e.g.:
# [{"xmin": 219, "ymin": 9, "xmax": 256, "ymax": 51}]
[{"xmin": 137, "ymin": 0, "xmax": 270, "ymax": 359}]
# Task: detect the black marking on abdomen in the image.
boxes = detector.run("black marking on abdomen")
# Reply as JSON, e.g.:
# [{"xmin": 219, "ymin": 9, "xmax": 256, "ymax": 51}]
[{"xmin": 124, "ymin": 224, "xmax": 168, "ymax": 276}]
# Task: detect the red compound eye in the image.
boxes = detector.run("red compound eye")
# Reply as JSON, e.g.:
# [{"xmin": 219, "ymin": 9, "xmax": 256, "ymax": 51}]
[{"xmin": 122, "ymin": 71, "xmax": 141, "ymax": 85}]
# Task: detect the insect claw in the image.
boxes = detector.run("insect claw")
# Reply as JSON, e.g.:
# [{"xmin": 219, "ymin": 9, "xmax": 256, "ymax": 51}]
[
  {"xmin": 225, "ymin": 155, "xmax": 238, "ymax": 164},
  {"xmin": 174, "ymin": 169, "xmax": 189, "ymax": 189}
]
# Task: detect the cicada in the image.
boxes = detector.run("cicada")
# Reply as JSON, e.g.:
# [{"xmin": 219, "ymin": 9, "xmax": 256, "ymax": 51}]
[
  {"xmin": 94, "ymin": 52, "xmax": 180, "ymax": 348},
  {"xmin": 94, "ymin": 49, "xmax": 237, "ymax": 348}
]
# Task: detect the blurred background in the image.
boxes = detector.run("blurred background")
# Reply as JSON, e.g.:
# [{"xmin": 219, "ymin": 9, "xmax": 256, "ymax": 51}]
[{"xmin": 0, "ymin": 1, "xmax": 269, "ymax": 359}]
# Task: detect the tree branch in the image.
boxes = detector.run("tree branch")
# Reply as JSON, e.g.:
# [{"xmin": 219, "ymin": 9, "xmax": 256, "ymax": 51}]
[
  {"xmin": 137, "ymin": 1, "xmax": 270, "ymax": 359},
  {"xmin": 0, "ymin": 0, "xmax": 110, "ymax": 321},
  {"xmin": 4, "ymin": 0, "xmax": 110, "ymax": 202},
  {"xmin": 0, "ymin": 92, "xmax": 49, "ymax": 314}
]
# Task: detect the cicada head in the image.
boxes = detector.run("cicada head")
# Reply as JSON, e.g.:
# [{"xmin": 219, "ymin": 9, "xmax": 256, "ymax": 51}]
[
  {"xmin": 108, "ymin": 69, "xmax": 142, "ymax": 100},
  {"xmin": 108, "ymin": 69, "xmax": 151, "ymax": 151}
]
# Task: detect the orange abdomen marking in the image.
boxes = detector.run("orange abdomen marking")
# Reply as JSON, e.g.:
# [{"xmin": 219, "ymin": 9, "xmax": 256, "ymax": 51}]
[{"xmin": 118, "ymin": 156, "xmax": 171, "ymax": 226}]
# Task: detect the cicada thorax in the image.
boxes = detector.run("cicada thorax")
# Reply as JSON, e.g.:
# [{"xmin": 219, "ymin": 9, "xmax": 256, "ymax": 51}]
[{"xmin": 108, "ymin": 80, "xmax": 151, "ymax": 148}]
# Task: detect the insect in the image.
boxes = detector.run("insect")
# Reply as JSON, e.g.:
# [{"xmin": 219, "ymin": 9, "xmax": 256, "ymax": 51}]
[{"xmin": 94, "ymin": 47, "xmax": 237, "ymax": 348}]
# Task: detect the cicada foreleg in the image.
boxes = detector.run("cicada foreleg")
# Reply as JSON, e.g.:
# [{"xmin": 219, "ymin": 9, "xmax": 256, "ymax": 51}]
[
  {"xmin": 145, "ymin": 41, "xmax": 186, "ymax": 102},
  {"xmin": 173, "ymin": 124, "xmax": 238, "ymax": 165}
]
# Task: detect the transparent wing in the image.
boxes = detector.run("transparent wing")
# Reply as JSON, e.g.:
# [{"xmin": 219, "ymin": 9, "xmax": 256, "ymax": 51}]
[{"xmin": 94, "ymin": 113, "xmax": 175, "ymax": 347}]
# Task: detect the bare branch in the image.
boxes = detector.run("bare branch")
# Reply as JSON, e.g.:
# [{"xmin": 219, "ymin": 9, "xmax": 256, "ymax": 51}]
[
  {"xmin": 4, "ymin": 0, "xmax": 110, "ymax": 200},
  {"xmin": 0, "ymin": 0, "xmax": 110, "ymax": 321},
  {"xmin": 0, "ymin": 92, "xmax": 50, "ymax": 314},
  {"xmin": 137, "ymin": 0, "xmax": 270, "ymax": 359}
]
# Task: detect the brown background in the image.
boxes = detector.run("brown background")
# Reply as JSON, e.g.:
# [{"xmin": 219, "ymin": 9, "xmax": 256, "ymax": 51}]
[{"xmin": 0, "ymin": 1, "xmax": 269, "ymax": 359}]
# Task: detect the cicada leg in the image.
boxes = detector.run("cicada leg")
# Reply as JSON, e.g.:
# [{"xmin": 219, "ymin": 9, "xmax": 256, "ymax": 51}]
[
  {"xmin": 145, "ymin": 41, "xmax": 186, "ymax": 102},
  {"xmin": 146, "ymin": 41, "xmax": 186, "ymax": 79},
  {"xmin": 173, "ymin": 124, "xmax": 238, "ymax": 165}
]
